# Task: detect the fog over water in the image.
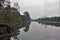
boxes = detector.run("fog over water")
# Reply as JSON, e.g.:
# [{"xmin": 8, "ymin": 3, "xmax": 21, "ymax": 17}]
[{"xmin": 20, "ymin": 22, "xmax": 60, "ymax": 40}]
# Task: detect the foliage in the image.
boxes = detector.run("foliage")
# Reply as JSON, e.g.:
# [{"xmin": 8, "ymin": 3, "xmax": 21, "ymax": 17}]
[
  {"xmin": 0, "ymin": 0, "xmax": 23, "ymax": 28},
  {"xmin": 37, "ymin": 16, "xmax": 60, "ymax": 22}
]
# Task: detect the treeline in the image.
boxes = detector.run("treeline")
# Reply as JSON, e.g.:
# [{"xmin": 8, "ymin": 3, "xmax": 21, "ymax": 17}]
[{"xmin": 37, "ymin": 16, "xmax": 60, "ymax": 22}]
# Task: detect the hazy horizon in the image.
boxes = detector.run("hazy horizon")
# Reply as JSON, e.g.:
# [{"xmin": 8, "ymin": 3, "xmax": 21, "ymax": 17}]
[{"xmin": 10, "ymin": 0, "xmax": 59, "ymax": 19}]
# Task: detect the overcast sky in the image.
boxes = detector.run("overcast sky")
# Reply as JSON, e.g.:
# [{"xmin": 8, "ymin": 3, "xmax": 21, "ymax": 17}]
[{"xmin": 10, "ymin": 0, "xmax": 59, "ymax": 19}]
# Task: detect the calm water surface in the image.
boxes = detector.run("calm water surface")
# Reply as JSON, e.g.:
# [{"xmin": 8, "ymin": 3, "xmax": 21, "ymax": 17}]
[{"xmin": 11, "ymin": 22, "xmax": 60, "ymax": 40}]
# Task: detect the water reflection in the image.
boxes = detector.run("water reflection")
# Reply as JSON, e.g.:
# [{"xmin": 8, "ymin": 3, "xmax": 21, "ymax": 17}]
[
  {"xmin": 37, "ymin": 21, "xmax": 60, "ymax": 27},
  {"xmin": 23, "ymin": 22, "xmax": 31, "ymax": 32},
  {"xmin": 11, "ymin": 20, "xmax": 60, "ymax": 40},
  {"xmin": 11, "ymin": 21, "xmax": 31, "ymax": 40},
  {"xmin": 20, "ymin": 21, "xmax": 60, "ymax": 40}
]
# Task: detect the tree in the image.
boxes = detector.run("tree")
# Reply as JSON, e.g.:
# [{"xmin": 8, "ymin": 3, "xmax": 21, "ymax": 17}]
[
  {"xmin": 14, "ymin": 2, "xmax": 18, "ymax": 8},
  {"xmin": 13, "ymin": 2, "xmax": 20, "ymax": 12},
  {"xmin": 0, "ymin": 0, "xmax": 5, "ymax": 3},
  {"xmin": 4, "ymin": 0, "xmax": 10, "ymax": 7},
  {"xmin": 0, "ymin": 0, "xmax": 10, "ymax": 8},
  {"xmin": 23, "ymin": 11, "xmax": 30, "ymax": 17},
  {"xmin": 0, "ymin": 0, "xmax": 5, "ymax": 7}
]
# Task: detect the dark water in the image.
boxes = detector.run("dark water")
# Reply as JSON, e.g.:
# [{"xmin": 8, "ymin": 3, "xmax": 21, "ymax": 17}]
[{"xmin": 11, "ymin": 22, "xmax": 60, "ymax": 40}]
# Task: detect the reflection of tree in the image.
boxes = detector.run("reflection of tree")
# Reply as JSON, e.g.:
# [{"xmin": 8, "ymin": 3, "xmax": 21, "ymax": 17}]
[
  {"xmin": 38, "ymin": 22, "xmax": 60, "ymax": 27},
  {"xmin": 12, "ymin": 11, "xmax": 31, "ymax": 40},
  {"xmin": 21, "ymin": 11, "xmax": 31, "ymax": 32},
  {"xmin": 23, "ymin": 21, "xmax": 31, "ymax": 32},
  {"xmin": 13, "ymin": 22, "xmax": 31, "ymax": 40}
]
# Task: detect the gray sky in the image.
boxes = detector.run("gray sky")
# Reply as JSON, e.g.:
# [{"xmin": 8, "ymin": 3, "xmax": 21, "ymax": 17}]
[{"xmin": 10, "ymin": 0, "xmax": 59, "ymax": 19}]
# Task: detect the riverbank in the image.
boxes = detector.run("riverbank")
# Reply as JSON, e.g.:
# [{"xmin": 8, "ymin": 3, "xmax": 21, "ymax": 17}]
[{"xmin": 31, "ymin": 16, "xmax": 60, "ymax": 26}]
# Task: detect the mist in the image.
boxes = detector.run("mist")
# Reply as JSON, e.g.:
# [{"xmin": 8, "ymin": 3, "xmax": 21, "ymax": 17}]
[{"xmin": 10, "ymin": 0, "xmax": 59, "ymax": 19}]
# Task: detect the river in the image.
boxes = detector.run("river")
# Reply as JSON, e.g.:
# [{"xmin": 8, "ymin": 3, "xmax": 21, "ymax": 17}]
[{"xmin": 11, "ymin": 22, "xmax": 60, "ymax": 40}]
